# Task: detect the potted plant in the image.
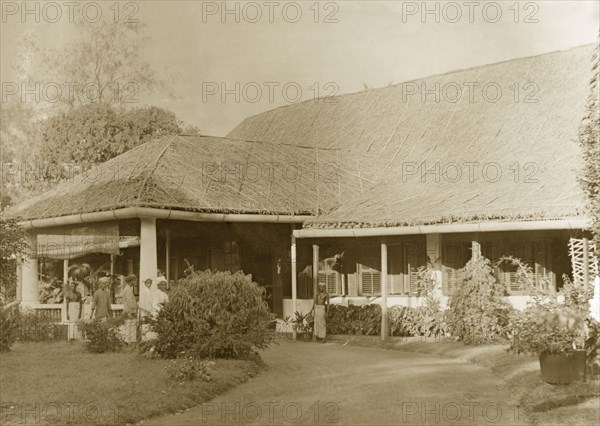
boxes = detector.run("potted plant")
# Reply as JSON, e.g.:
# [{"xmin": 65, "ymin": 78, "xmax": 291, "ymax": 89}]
[
  {"xmin": 284, "ymin": 311, "xmax": 313, "ymax": 341},
  {"xmin": 505, "ymin": 257, "xmax": 596, "ymax": 384}
]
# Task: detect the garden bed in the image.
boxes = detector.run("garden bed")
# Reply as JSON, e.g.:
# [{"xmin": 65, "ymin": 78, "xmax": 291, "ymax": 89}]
[{"xmin": 0, "ymin": 342, "xmax": 265, "ymax": 425}]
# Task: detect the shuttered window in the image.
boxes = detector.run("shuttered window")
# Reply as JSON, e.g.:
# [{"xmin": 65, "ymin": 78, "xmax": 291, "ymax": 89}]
[
  {"xmin": 404, "ymin": 243, "xmax": 421, "ymax": 295},
  {"xmin": 318, "ymin": 270, "xmax": 340, "ymax": 295},
  {"xmin": 359, "ymin": 258, "xmax": 381, "ymax": 296},
  {"xmin": 496, "ymin": 240, "xmax": 553, "ymax": 294}
]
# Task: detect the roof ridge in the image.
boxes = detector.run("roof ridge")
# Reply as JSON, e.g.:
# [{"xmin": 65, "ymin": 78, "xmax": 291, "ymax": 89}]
[
  {"xmin": 227, "ymin": 43, "xmax": 596, "ymax": 132},
  {"xmin": 136, "ymin": 135, "xmax": 178, "ymax": 203}
]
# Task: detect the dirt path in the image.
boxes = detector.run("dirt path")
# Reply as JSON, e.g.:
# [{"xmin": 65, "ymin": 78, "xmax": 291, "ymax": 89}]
[{"xmin": 142, "ymin": 340, "xmax": 526, "ymax": 425}]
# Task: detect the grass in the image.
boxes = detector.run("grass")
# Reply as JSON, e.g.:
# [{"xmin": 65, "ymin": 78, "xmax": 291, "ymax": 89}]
[
  {"xmin": 0, "ymin": 342, "xmax": 264, "ymax": 425},
  {"xmin": 330, "ymin": 335, "xmax": 600, "ymax": 425}
]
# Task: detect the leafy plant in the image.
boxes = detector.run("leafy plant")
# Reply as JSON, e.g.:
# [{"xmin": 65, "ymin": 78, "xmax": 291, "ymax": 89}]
[
  {"xmin": 17, "ymin": 310, "xmax": 65, "ymax": 342},
  {"xmin": 164, "ymin": 358, "xmax": 215, "ymax": 382},
  {"xmin": 448, "ymin": 256, "xmax": 514, "ymax": 344},
  {"xmin": 509, "ymin": 271, "xmax": 596, "ymax": 360},
  {"xmin": 283, "ymin": 311, "xmax": 313, "ymax": 334},
  {"xmin": 0, "ymin": 304, "xmax": 20, "ymax": 351},
  {"xmin": 0, "ymin": 218, "xmax": 28, "ymax": 303},
  {"xmin": 78, "ymin": 317, "xmax": 125, "ymax": 353},
  {"xmin": 149, "ymin": 269, "xmax": 275, "ymax": 359}
]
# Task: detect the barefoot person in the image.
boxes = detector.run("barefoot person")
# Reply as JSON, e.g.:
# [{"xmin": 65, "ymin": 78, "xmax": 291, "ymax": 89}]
[
  {"xmin": 64, "ymin": 279, "xmax": 82, "ymax": 339},
  {"xmin": 121, "ymin": 274, "xmax": 138, "ymax": 343},
  {"xmin": 314, "ymin": 283, "xmax": 330, "ymax": 342},
  {"xmin": 91, "ymin": 277, "xmax": 111, "ymax": 322}
]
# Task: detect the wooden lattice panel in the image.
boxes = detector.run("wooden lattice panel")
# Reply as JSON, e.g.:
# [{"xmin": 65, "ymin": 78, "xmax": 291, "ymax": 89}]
[{"xmin": 569, "ymin": 238, "xmax": 599, "ymax": 286}]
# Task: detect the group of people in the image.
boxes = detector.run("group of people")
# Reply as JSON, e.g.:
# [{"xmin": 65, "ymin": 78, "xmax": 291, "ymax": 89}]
[{"xmin": 63, "ymin": 269, "xmax": 170, "ymax": 340}]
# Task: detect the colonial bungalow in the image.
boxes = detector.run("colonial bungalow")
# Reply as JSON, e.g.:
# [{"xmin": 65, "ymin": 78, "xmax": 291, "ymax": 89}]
[{"xmin": 7, "ymin": 44, "xmax": 596, "ymax": 338}]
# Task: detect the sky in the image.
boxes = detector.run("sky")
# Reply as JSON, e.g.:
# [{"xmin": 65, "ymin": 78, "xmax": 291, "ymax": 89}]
[{"xmin": 1, "ymin": 0, "xmax": 599, "ymax": 136}]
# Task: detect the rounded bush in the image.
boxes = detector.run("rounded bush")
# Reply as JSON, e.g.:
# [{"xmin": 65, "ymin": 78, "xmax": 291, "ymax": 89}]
[{"xmin": 150, "ymin": 270, "xmax": 275, "ymax": 359}]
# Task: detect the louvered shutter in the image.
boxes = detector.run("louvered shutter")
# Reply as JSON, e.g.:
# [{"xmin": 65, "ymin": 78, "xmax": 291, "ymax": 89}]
[
  {"xmin": 318, "ymin": 270, "xmax": 340, "ymax": 295},
  {"xmin": 403, "ymin": 243, "xmax": 420, "ymax": 295},
  {"xmin": 359, "ymin": 258, "xmax": 381, "ymax": 295}
]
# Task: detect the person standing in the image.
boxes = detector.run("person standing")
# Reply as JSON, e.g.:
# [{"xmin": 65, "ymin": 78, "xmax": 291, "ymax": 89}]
[
  {"xmin": 313, "ymin": 283, "xmax": 330, "ymax": 342},
  {"xmin": 152, "ymin": 280, "xmax": 169, "ymax": 317},
  {"xmin": 138, "ymin": 278, "xmax": 154, "ymax": 318},
  {"xmin": 64, "ymin": 279, "xmax": 82, "ymax": 339},
  {"xmin": 91, "ymin": 277, "xmax": 111, "ymax": 322},
  {"xmin": 121, "ymin": 274, "xmax": 138, "ymax": 342}
]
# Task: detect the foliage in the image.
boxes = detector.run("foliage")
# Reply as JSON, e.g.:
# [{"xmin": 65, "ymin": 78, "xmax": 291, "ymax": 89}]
[
  {"xmin": 0, "ymin": 305, "xmax": 20, "ymax": 351},
  {"xmin": 18, "ymin": 20, "xmax": 165, "ymax": 108},
  {"xmin": 283, "ymin": 310, "xmax": 313, "ymax": 334},
  {"xmin": 448, "ymin": 256, "xmax": 514, "ymax": 344},
  {"xmin": 0, "ymin": 218, "xmax": 28, "ymax": 302},
  {"xmin": 40, "ymin": 104, "xmax": 184, "ymax": 171},
  {"xmin": 327, "ymin": 304, "xmax": 382, "ymax": 335},
  {"xmin": 388, "ymin": 306, "xmax": 449, "ymax": 338},
  {"xmin": 78, "ymin": 317, "xmax": 125, "ymax": 353},
  {"xmin": 17, "ymin": 310, "xmax": 66, "ymax": 342},
  {"xmin": 578, "ymin": 46, "xmax": 600, "ymax": 248},
  {"xmin": 164, "ymin": 358, "xmax": 215, "ymax": 382},
  {"xmin": 149, "ymin": 269, "xmax": 275, "ymax": 359},
  {"xmin": 509, "ymin": 273, "xmax": 596, "ymax": 358}
]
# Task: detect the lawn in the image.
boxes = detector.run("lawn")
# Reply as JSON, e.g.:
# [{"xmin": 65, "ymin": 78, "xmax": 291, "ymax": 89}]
[{"xmin": 0, "ymin": 342, "xmax": 264, "ymax": 425}]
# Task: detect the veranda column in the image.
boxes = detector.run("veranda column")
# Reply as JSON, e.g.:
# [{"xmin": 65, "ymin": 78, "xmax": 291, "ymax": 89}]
[
  {"xmin": 21, "ymin": 231, "xmax": 39, "ymax": 307},
  {"xmin": 471, "ymin": 240, "xmax": 481, "ymax": 260},
  {"xmin": 312, "ymin": 244, "xmax": 319, "ymax": 341},
  {"xmin": 139, "ymin": 217, "xmax": 158, "ymax": 304},
  {"xmin": 426, "ymin": 234, "xmax": 443, "ymax": 301},
  {"xmin": 291, "ymin": 232, "xmax": 297, "ymax": 341},
  {"xmin": 63, "ymin": 259, "xmax": 69, "ymax": 285},
  {"xmin": 380, "ymin": 241, "xmax": 388, "ymax": 341}
]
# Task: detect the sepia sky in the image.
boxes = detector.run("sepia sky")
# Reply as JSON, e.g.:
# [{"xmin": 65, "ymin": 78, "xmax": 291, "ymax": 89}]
[{"xmin": 1, "ymin": 0, "xmax": 598, "ymax": 136}]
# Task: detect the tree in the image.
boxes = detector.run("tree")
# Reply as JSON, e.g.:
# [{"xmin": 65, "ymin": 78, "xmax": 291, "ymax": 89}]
[
  {"xmin": 578, "ymin": 45, "xmax": 600, "ymax": 248},
  {"xmin": 39, "ymin": 104, "xmax": 185, "ymax": 171},
  {"xmin": 0, "ymin": 218, "xmax": 28, "ymax": 302},
  {"xmin": 18, "ymin": 19, "xmax": 165, "ymax": 108}
]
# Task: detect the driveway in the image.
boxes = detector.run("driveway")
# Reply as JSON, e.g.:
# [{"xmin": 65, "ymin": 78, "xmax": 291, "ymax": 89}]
[{"xmin": 143, "ymin": 340, "xmax": 524, "ymax": 425}]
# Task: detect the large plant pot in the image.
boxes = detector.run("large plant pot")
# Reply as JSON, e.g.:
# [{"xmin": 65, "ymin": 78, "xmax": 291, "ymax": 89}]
[{"xmin": 539, "ymin": 350, "xmax": 586, "ymax": 384}]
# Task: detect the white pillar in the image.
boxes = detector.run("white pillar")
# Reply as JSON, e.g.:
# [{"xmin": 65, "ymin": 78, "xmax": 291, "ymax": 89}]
[
  {"xmin": 291, "ymin": 232, "xmax": 297, "ymax": 341},
  {"xmin": 63, "ymin": 259, "xmax": 69, "ymax": 285},
  {"xmin": 426, "ymin": 233, "xmax": 443, "ymax": 301},
  {"xmin": 312, "ymin": 244, "xmax": 319, "ymax": 341},
  {"xmin": 139, "ymin": 217, "xmax": 158, "ymax": 303},
  {"xmin": 21, "ymin": 231, "xmax": 39, "ymax": 307},
  {"xmin": 381, "ymin": 241, "xmax": 388, "ymax": 341}
]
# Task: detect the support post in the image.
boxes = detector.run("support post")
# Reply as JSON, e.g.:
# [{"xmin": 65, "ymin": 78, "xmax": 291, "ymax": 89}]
[
  {"xmin": 166, "ymin": 227, "xmax": 171, "ymax": 289},
  {"xmin": 110, "ymin": 255, "xmax": 115, "ymax": 276},
  {"xmin": 381, "ymin": 241, "xmax": 388, "ymax": 341},
  {"xmin": 139, "ymin": 217, "xmax": 158, "ymax": 305},
  {"xmin": 63, "ymin": 259, "xmax": 69, "ymax": 285},
  {"xmin": 583, "ymin": 238, "xmax": 590, "ymax": 291},
  {"xmin": 312, "ymin": 244, "xmax": 319, "ymax": 341},
  {"xmin": 471, "ymin": 240, "xmax": 481, "ymax": 260},
  {"xmin": 21, "ymin": 231, "xmax": 39, "ymax": 307},
  {"xmin": 291, "ymin": 231, "xmax": 297, "ymax": 341}
]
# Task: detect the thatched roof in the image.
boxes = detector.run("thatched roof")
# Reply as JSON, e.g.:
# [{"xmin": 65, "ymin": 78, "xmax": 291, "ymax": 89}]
[
  {"xmin": 229, "ymin": 45, "xmax": 594, "ymax": 229},
  {"xmin": 10, "ymin": 135, "xmax": 381, "ymax": 220}
]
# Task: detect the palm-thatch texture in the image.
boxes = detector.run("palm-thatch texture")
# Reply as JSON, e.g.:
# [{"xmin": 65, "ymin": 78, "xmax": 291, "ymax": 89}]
[
  {"xmin": 578, "ymin": 39, "xmax": 600, "ymax": 247},
  {"xmin": 229, "ymin": 45, "xmax": 594, "ymax": 228},
  {"xmin": 11, "ymin": 135, "xmax": 380, "ymax": 220}
]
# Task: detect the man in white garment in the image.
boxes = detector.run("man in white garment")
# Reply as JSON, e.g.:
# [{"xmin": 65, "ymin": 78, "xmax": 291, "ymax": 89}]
[{"xmin": 152, "ymin": 280, "xmax": 169, "ymax": 317}]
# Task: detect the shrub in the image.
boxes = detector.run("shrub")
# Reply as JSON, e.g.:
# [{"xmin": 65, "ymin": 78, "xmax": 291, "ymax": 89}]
[
  {"xmin": 150, "ymin": 270, "xmax": 275, "ymax": 359},
  {"xmin": 0, "ymin": 305, "xmax": 20, "ymax": 351},
  {"xmin": 388, "ymin": 306, "xmax": 449, "ymax": 338},
  {"xmin": 326, "ymin": 304, "xmax": 381, "ymax": 335},
  {"xmin": 78, "ymin": 317, "xmax": 125, "ymax": 353},
  {"xmin": 448, "ymin": 256, "xmax": 514, "ymax": 344},
  {"xmin": 164, "ymin": 358, "xmax": 215, "ymax": 382},
  {"xmin": 17, "ymin": 311, "xmax": 66, "ymax": 342}
]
